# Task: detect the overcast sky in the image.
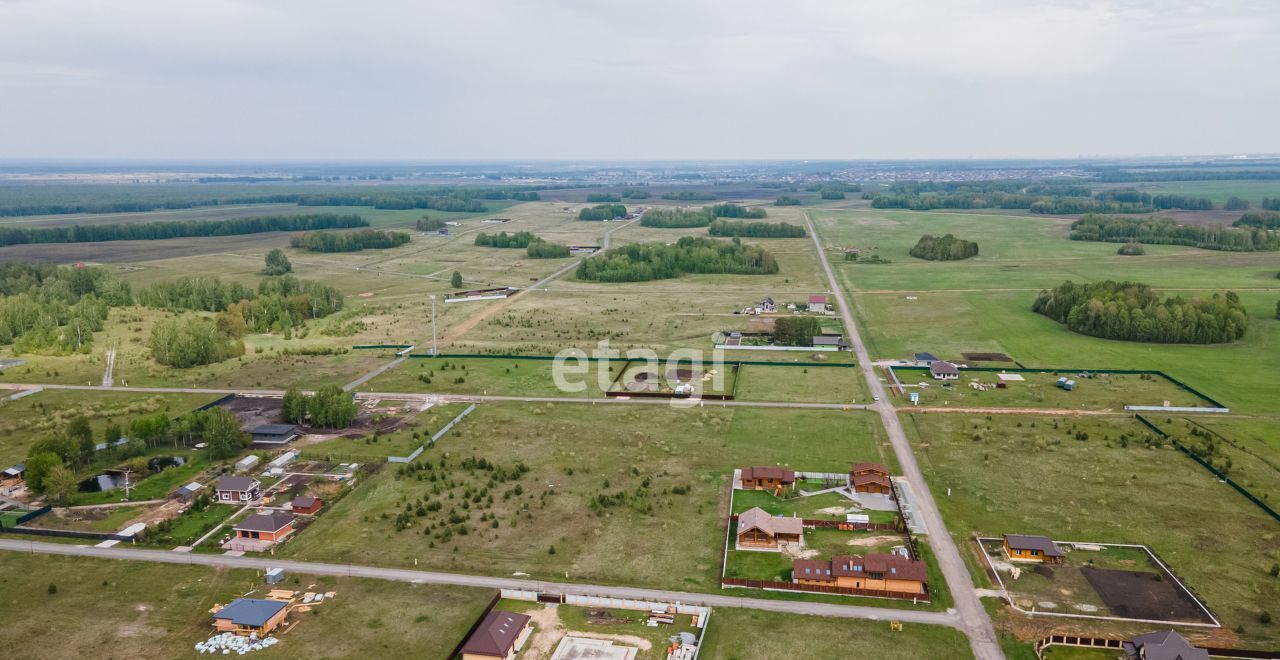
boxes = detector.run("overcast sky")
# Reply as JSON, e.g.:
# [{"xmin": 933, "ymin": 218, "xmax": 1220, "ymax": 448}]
[{"xmin": 1, "ymin": 0, "xmax": 1276, "ymax": 161}]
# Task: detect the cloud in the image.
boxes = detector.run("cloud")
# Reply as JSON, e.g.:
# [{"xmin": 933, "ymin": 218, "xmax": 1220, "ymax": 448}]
[{"xmin": 0, "ymin": 0, "xmax": 1276, "ymax": 159}]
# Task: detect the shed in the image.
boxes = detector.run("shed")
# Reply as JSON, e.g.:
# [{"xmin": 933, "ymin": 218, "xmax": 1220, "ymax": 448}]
[
  {"xmin": 291, "ymin": 495, "xmax": 323, "ymax": 515},
  {"xmin": 913, "ymin": 352, "xmax": 940, "ymax": 365},
  {"xmin": 265, "ymin": 567, "xmax": 285, "ymax": 585},
  {"xmin": 175, "ymin": 481, "xmax": 204, "ymax": 500},
  {"xmin": 1, "ymin": 462, "xmax": 25, "ymax": 482},
  {"xmin": 234, "ymin": 455, "xmax": 261, "ymax": 473}
]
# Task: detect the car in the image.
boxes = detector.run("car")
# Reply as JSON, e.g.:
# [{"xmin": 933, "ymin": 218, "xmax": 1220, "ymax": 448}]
[{"xmin": 873, "ymin": 395, "xmax": 880, "ymax": 402}]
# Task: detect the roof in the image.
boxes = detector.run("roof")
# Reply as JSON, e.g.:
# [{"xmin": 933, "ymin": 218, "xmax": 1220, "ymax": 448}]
[
  {"xmin": 737, "ymin": 507, "xmax": 803, "ymax": 537},
  {"xmin": 177, "ymin": 481, "xmax": 204, "ymax": 494},
  {"xmin": 850, "ymin": 462, "xmax": 889, "ymax": 476},
  {"xmin": 930, "ymin": 361, "xmax": 960, "ymax": 376},
  {"xmin": 853, "ymin": 473, "xmax": 892, "ymax": 488},
  {"xmin": 808, "ymin": 295, "xmax": 827, "ymax": 304},
  {"xmin": 234, "ymin": 511, "xmax": 295, "ymax": 533},
  {"xmin": 216, "ymin": 475, "xmax": 259, "ymax": 492},
  {"xmin": 2, "ymin": 462, "xmax": 25, "ymax": 476},
  {"xmin": 460, "ymin": 611, "xmax": 532, "ymax": 657},
  {"xmin": 795, "ymin": 553, "xmax": 928, "ymax": 584},
  {"xmin": 914, "ymin": 352, "xmax": 939, "ymax": 362},
  {"xmin": 250, "ymin": 424, "xmax": 298, "ymax": 435},
  {"xmin": 291, "ymin": 495, "xmax": 319, "ymax": 509},
  {"xmin": 811, "ymin": 336, "xmax": 842, "ymax": 346},
  {"xmin": 740, "ymin": 467, "xmax": 795, "ymax": 483},
  {"xmin": 1125, "ymin": 630, "xmax": 1209, "ymax": 660},
  {"xmin": 1004, "ymin": 534, "xmax": 1065, "ymax": 557},
  {"xmin": 212, "ymin": 598, "xmax": 288, "ymax": 628}
]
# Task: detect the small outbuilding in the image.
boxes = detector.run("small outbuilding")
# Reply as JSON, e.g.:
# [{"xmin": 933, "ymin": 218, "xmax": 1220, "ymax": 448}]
[
  {"xmin": 175, "ymin": 481, "xmax": 205, "ymax": 501},
  {"xmin": 1, "ymin": 462, "xmax": 25, "ymax": 484},
  {"xmin": 913, "ymin": 352, "xmax": 939, "ymax": 366},
  {"xmin": 929, "ymin": 361, "xmax": 960, "ymax": 380},
  {"xmin": 1003, "ymin": 534, "xmax": 1065, "ymax": 563},
  {"xmin": 460, "ymin": 610, "xmax": 533, "ymax": 660},
  {"xmin": 234, "ymin": 455, "xmax": 261, "ymax": 473},
  {"xmin": 211, "ymin": 598, "xmax": 289, "ymax": 636},
  {"xmin": 291, "ymin": 495, "xmax": 323, "ymax": 515}
]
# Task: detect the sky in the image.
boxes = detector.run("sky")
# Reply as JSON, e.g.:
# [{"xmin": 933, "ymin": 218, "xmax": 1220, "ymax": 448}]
[{"xmin": 0, "ymin": 0, "xmax": 1276, "ymax": 161}]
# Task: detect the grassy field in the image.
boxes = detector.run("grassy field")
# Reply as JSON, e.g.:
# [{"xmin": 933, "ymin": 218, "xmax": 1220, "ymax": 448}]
[
  {"xmin": 1147, "ymin": 415, "xmax": 1280, "ymax": 505},
  {"xmin": 731, "ymin": 488, "xmax": 899, "ymax": 522},
  {"xmin": 0, "ymin": 552, "xmax": 493, "ymax": 659},
  {"xmin": 305, "ymin": 402, "xmax": 472, "ymax": 459},
  {"xmin": 698, "ymin": 607, "xmax": 973, "ymax": 659},
  {"xmin": 904, "ymin": 412, "xmax": 1280, "ymax": 649},
  {"xmin": 0, "ymin": 390, "xmax": 218, "ymax": 467},
  {"xmin": 892, "ymin": 368, "xmax": 1213, "ymax": 411},
  {"xmin": 281, "ymin": 402, "xmax": 892, "ymax": 594}
]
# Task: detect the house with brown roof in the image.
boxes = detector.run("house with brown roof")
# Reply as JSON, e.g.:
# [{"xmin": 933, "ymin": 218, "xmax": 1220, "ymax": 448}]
[
  {"xmin": 225, "ymin": 511, "xmax": 296, "ymax": 552},
  {"xmin": 291, "ymin": 495, "xmax": 322, "ymax": 515},
  {"xmin": 849, "ymin": 462, "xmax": 892, "ymax": 494},
  {"xmin": 460, "ymin": 610, "xmax": 532, "ymax": 660},
  {"xmin": 740, "ymin": 466, "xmax": 796, "ymax": 492},
  {"xmin": 793, "ymin": 552, "xmax": 927, "ymax": 594},
  {"xmin": 1003, "ymin": 534, "xmax": 1065, "ymax": 563},
  {"xmin": 930, "ymin": 361, "xmax": 960, "ymax": 380},
  {"xmin": 736, "ymin": 507, "xmax": 803, "ymax": 550}
]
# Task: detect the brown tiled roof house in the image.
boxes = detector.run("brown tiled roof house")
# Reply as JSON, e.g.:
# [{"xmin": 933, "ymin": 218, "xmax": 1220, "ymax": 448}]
[{"xmin": 460, "ymin": 611, "xmax": 533, "ymax": 660}]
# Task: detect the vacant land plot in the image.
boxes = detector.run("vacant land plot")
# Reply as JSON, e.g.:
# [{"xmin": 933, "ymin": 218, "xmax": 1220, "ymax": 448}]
[
  {"xmin": 698, "ymin": 607, "xmax": 973, "ymax": 659},
  {"xmin": 905, "ymin": 413, "xmax": 1280, "ymax": 648},
  {"xmin": 892, "ymin": 368, "xmax": 1213, "ymax": 411},
  {"xmin": 282, "ymin": 403, "xmax": 890, "ymax": 594},
  {"xmin": 1147, "ymin": 416, "xmax": 1280, "ymax": 506},
  {"xmin": 306, "ymin": 402, "xmax": 471, "ymax": 459},
  {"xmin": 0, "ymin": 390, "xmax": 217, "ymax": 466},
  {"xmin": 494, "ymin": 599, "xmax": 699, "ymax": 660},
  {"xmin": 0, "ymin": 552, "xmax": 493, "ymax": 659}
]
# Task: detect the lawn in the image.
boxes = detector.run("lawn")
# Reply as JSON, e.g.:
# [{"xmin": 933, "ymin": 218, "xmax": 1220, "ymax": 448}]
[
  {"xmin": 731, "ymin": 489, "xmax": 899, "ymax": 523},
  {"xmin": 281, "ymin": 402, "xmax": 892, "ymax": 595},
  {"xmin": 904, "ymin": 412, "xmax": 1280, "ymax": 649},
  {"xmin": 305, "ymin": 402, "xmax": 473, "ymax": 459},
  {"xmin": 0, "ymin": 552, "xmax": 494, "ymax": 659},
  {"xmin": 891, "ymin": 367, "xmax": 1214, "ymax": 411},
  {"xmin": 698, "ymin": 607, "xmax": 974, "ymax": 659}
]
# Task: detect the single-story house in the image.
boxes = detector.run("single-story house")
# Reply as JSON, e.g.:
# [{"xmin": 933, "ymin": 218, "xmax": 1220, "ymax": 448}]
[
  {"xmin": 930, "ymin": 361, "xmax": 960, "ymax": 380},
  {"xmin": 758, "ymin": 297, "xmax": 777, "ymax": 313},
  {"xmin": 460, "ymin": 610, "xmax": 533, "ymax": 660},
  {"xmin": 1, "ymin": 462, "xmax": 25, "ymax": 483},
  {"xmin": 793, "ymin": 552, "xmax": 927, "ymax": 594},
  {"xmin": 811, "ymin": 335, "xmax": 848, "ymax": 350},
  {"xmin": 1123, "ymin": 630, "xmax": 1209, "ymax": 660},
  {"xmin": 215, "ymin": 476, "xmax": 261, "ymax": 503},
  {"xmin": 291, "ymin": 495, "xmax": 322, "ymax": 515},
  {"xmin": 250, "ymin": 424, "xmax": 301, "ymax": 447},
  {"xmin": 807, "ymin": 295, "xmax": 828, "ymax": 313},
  {"xmin": 913, "ymin": 352, "xmax": 940, "ymax": 366},
  {"xmin": 849, "ymin": 462, "xmax": 892, "ymax": 494},
  {"xmin": 1003, "ymin": 534, "xmax": 1065, "ymax": 563},
  {"xmin": 232, "ymin": 511, "xmax": 296, "ymax": 544},
  {"xmin": 736, "ymin": 507, "xmax": 803, "ymax": 550},
  {"xmin": 740, "ymin": 466, "xmax": 796, "ymax": 491},
  {"xmin": 212, "ymin": 598, "xmax": 289, "ymax": 636}
]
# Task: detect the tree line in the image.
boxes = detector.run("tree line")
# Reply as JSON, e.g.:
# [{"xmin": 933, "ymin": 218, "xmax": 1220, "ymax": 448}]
[
  {"xmin": 416, "ymin": 216, "xmax": 446, "ymax": 231},
  {"xmin": 1264, "ymin": 198, "xmax": 1280, "ymax": 211},
  {"xmin": 140, "ymin": 275, "xmax": 344, "ymax": 336},
  {"xmin": 1234, "ymin": 211, "xmax": 1280, "ymax": 230},
  {"xmin": 773, "ymin": 316, "xmax": 821, "ymax": 346},
  {"xmin": 661, "ymin": 191, "xmax": 717, "ymax": 201},
  {"xmin": 866, "ymin": 183, "xmax": 1215, "ymax": 215},
  {"xmin": 578, "ymin": 204, "xmax": 629, "ymax": 221},
  {"xmin": 1032, "ymin": 280, "xmax": 1248, "ymax": 344},
  {"xmin": 708, "ymin": 219, "xmax": 805, "ymax": 238},
  {"xmin": 1070, "ymin": 214, "xmax": 1279, "ymax": 251},
  {"xmin": 587, "ymin": 194, "xmax": 621, "ymax": 203},
  {"xmin": 474, "ymin": 231, "xmax": 571, "ymax": 258},
  {"xmin": 774, "ymin": 196, "xmax": 802, "ymax": 206},
  {"xmin": 0, "ymin": 213, "xmax": 367, "ymax": 248},
  {"xmin": 640, "ymin": 204, "xmax": 765, "ymax": 229},
  {"xmin": 290, "ymin": 229, "xmax": 411, "ymax": 252},
  {"xmin": 575, "ymin": 237, "xmax": 778, "ymax": 282},
  {"xmin": 283, "ymin": 384, "xmax": 359, "ymax": 428},
  {"xmin": 909, "ymin": 234, "xmax": 979, "ymax": 260}
]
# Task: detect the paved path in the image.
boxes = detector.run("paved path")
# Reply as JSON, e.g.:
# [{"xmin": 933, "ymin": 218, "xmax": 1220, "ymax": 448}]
[
  {"xmin": 0, "ymin": 539, "xmax": 958, "ymax": 627},
  {"xmin": 806, "ymin": 213, "xmax": 1004, "ymax": 660}
]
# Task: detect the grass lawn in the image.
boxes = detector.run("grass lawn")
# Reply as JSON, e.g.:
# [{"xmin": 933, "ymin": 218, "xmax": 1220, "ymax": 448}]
[
  {"xmin": 70, "ymin": 453, "xmax": 212, "ymax": 506},
  {"xmin": 281, "ymin": 402, "xmax": 892, "ymax": 595},
  {"xmin": 905, "ymin": 412, "xmax": 1280, "ymax": 649},
  {"xmin": 0, "ymin": 552, "xmax": 494, "ymax": 659},
  {"xmin": 1149, "ymin": 415, "xmax": 1280, "ymax": 505},
  {"xmin": 734, "ymin": 362, "xmax": 868, "ymax": 403},
  {"xmin": 34, "ymin": 504, "xmax": 145, "ymax": 533},
  {"xmin": 305, "ymin": 402, "xmax": 473, "ymax": 459},
  {"xmin": 892, "ymin": 368, "xmax": 1213, "ymax": 411},
  {"xmin": 731, "ymin": 489, "xmax": 898, "ymax": 523},
  {"xmin": 699, "ymin": 607, "xmax": 974, "ymax": 659},
  {"xmin": 360, "ymin": 357, "xmax": 608, "ymax": 398},
  {"xmin": 145, "ymin": 503, "xmax": 238, "ymax": 547}
]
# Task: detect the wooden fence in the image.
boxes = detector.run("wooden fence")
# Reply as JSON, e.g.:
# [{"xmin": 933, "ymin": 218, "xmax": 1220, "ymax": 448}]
[
  {"xmin": 721, "ymin": 577, "xmax": 929, "ymax": 602},
  {"xmin": 726, "ymin": 514, "xmax": 898, "ymax": 532}
]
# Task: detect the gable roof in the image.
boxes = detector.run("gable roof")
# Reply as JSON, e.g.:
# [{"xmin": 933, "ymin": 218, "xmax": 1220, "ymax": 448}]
[
  {"xmin": 930, "ymin": 361, "xmax": 960, "ymax": 376},
  {"xmin": 795, "ymin": 553, "xmax": 927, "ymax": 584},
  {"xmin": 812, "ymin": 336, "xmax": 842, "ymax": 346},
  {"xmin": 853, "ymin": 473, "xmax": 892, "ymax": 488},
  {"xmin": 740, "ymin": 466, "xmax": 795, "ymax": 483},
  {"xmin": 234, "ymin": 511, "xmax": 295, "ymax": 533},
  {"xmin": 807, "ymin": 295, "xmax": 827, "ymax": 304},
  {"xmin": 1004, "ymin": 534, "xmax": 1064, "ymax": 557},
  {"xmin": 216, "ymin": 475, "xmax": 259, "ymax": 492},
  {"xmin": 850, "ymin": 462, "xmax": 889, "ymax": 476},
  {"xmin": 460, "ymin": 611, "xmax": 532, "ymax": 657},
  {"xmin": 2, "ymin": 462, "xmax": 25, "ymax": 476},
  {"xmin": 914, "ymin": 352, "xmax": 939, "ymax": 363},
  {"xmin": 251, "ymin": 424, "xmax": 299, "ymax": 435},
  {"xmin": 212, "ymin": 598, "xmax": 287, "ymax": 627},
  {"xmin": 737, "ymin": 507, "xmax": 803, "ymax": 537},
  {"xmin": 1127, "ymin": 630, "xmax": 1209, "ymax": 660},
  {"xmin": 291, "ymin": 495, "xmax": 319, "ymax": 509}
]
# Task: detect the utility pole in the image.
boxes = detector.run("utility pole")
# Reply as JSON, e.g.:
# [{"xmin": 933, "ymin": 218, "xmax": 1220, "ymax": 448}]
[{"xmin": 430, "ymin": 295, "xmax": 438, "ymax": 356}]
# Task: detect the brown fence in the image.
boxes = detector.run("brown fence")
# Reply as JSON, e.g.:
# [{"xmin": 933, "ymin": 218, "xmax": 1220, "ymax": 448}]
[
  {"xmin": 722, "ymin": 577, "xmax": 929, "ymax": 602},
  {"xmin": 1033, "ymin": 635, "xmax": 1280, "ymax": 660}
]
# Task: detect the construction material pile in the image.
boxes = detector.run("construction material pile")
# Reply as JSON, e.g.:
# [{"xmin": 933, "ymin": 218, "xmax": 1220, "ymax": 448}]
[{"xmin": 195, "ymin": 632, "xmax": 279, "ymax": 654}]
